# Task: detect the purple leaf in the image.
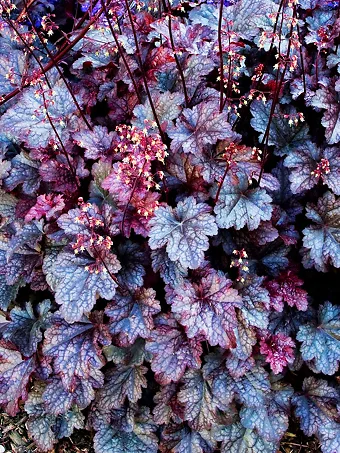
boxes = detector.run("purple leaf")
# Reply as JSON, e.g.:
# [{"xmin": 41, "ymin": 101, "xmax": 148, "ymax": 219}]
[
  {"xmin": 39, "ymin": 154, "xmax": 88, "ymax": 192},
  {"xmin": 202, "ymin": 351, "xmax": 237, "ymax": 411},
  {"xmin": 166, "ymin": 269, "xmax": 241, "ymax": 348},
  {"xmin": 7, "ymin": 220, "xmax": 43, "ymax": 261},
  {"xmin": 302, "ymin": 191, "xmax": 340, "ymax": 270},
  {"xmin": 92, "ymin": 407, "xmax": 158, "ymax": 453},
  {"xmin": 160, "ymin": 423, "xmax": 215, "ymax": 453},
  {"xmin": 0, "ymin": 342, "xmax": 35, "ymax": 415},
  {"xmin": 258, "ymin": 245, "xmax": 290, "ymax": 276},
  {"xmin": 214, "ymin": 173, "xmax": 273, "ymax": 231},
  {"xmin": 0, "ymin": 46, "xmax": 25, "ymax": 95},
  {"xmin": 168, "ymin": 101, "xmax": 237, "ymax": 154},
  {"xmin": 153, "ymin": 383, "xmax": 182, "ymax": 425},
  {"xmin": 106, "ymin": 288, "xmax": 161, "ymax": 346},
  {"xmin": 259, "ymin": 333, "xmax": 295, "ymax": 374},
  {"xmin": 151, "ymin": 248, "xmax": 188, "ymax": 286},
  {"xmin": 54, "ymin": 406, "xmax": 85, "ymax": 439},
  {"xmin": 0, "ymin": 84, "xmax": 81, "ymax": 148},
  {"xmin": 178, "ymin": 369, "xmax": 218, "ymax": 430},
  {"xmin": 238, "ymin": 276, "xmax": 270, "ymax": 329},
  {"xmin": 146, "ymin": 313, "xmax": 203, "ymax": 385},
  {"xmin": 292, "ymin": 377, "xmax": 340, "ymax": 437},
  {"xmin": 318, "ymin": 419, "xmax": 340, "ymax": 453},
  {"xmin": 103, "ymin": 338, "xmax": 147, "ymax": 367},
  {"xmin": 74, "ymin": 125, "xmax": 116, "ymax": 160},
  {"xmin": 116, "ymin": 241, "xmax": 148, "ymax": 290},
  {"xmin": 4, "ymin": 152, "xmax": 40, "ymax": 195},
  {"xmin": 3, "ymin": 300, "xmax": 51, "ymax": 357},
  {"xmin": 225, "ymin": 354, "xmax": 255, "ymax": 378},
  {"xmin": 95, "ymin": 364, "xmax": 147, "ymax": 410},
  {"xmin": 0, "ymin": 274, "xmax": 21, "ymax": 311},
  {"xmin": 166, "ymin": 152, "xmax": 209, "ymax": 203},
  {"xmin": 305, "ymin": 9, "xmax": 339, "ymax": 48},
  {"xmin": 230, "ymin": 314, "xmax": 257, "ymax": 360},
  {"xmin": 149, "ymin": 197, "xmax": 217, "ymax": 269},
  {"xmin": 240, "ymin": 382, "xmax": 293, "ymax": 442},
  {"xmin": 297, "ymin": 301, "xmax": 340, "ymax": 375},
  {"xmin": 25, "ymin": 382, "xmax": 84, "ymax": 452},
  {"xmin": 42, "ymin": 377, "xmax": 94, "ymax": 414},
  {"xmin": 50, "ymin": 250, "xmax": 120, "ymax": 323},
  {"xmin": 0, "ymin": 189, "xmax": 17, "ymax": 226},
  {"xmin": 250, "ymin": 101, "xmax": 310, "ymax": 156},
  {"xmin": 43, "ymin": 315, "xmax": 108, "ymax": 391},
  {"xmin": 25, "ymin": 194, "xmax": 65, "ymax": 222},
  {"xmin": 214, "ymin": 422, "xmax": 278, "ymax": 453},
  {"xmin": 311, "ymin": 79, "xmax": 340, "ymax": 144},
  {"xmin": 269, "ymin": 307, "xmax": 313, "ymax": 337},
  {"xmin": 265, "ymin": 270, "xmax": 308, "ymax": 312},
  {"xmin": 236, "ymin": 365, "xmax": 271, "ymax": 408},
  {"xmin": 133, "ymin": 91, "xmax": 184, "ymax": 132},
  {"xmin": 284, "ymin": 141, "xmax": 340, "ymax": 195}
]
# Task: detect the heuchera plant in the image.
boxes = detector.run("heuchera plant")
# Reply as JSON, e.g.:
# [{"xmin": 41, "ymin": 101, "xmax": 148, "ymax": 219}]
[{"xmin": 0, "ymin": 0, "xmax": 340, "ymax": 452}]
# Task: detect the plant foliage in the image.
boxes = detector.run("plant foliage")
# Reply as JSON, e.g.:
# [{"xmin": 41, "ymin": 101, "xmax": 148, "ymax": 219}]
[{"xmin": 0, "ymin": 0, "xmax": 339, "ymax": 452}]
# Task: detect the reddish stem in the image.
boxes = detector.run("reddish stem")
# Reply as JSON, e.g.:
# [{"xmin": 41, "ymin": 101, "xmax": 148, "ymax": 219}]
[
  {"xmin": 40, "ymin": 85, "xmax": 121, "ymax": 288},
  {"xmin": 123, "ymin": 0, "xmax": 166, "ymax": 142},
  {"xmin": 214, "ymin": 162, "xmax": 230, "ymax": 205},
  {"xmin": 218, "ymin": 0, "xmax": 224, "ymax": 112},
  {"xmin": 121, "ymin": 160, "xmax": 147, "ymax": 237},
  {"xmin": 100, "ymin": 0, "xmax": 142, "ymax": 103},
  {"xmin": 3, "ymin": 16, "xmax": 52, "ymax": 90},
  {"xmin": 258, "ymin": 4, "xmax": 295, "ymax": 185},
  {"xmin": 166, "ymin": 3, "xmax": 189, "ymax": 106},
  {"xmin": 0, "ymin": 2, "xmax": 111, "ymax": 107},
  {"xmin": 22, "ymin": 0, "xmax": 93, "ymax": 130}
]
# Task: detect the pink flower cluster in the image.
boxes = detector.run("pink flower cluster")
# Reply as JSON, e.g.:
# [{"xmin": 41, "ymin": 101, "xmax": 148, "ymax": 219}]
[{"xmin": 102, "ymin": 123, "xmax": 168, "ymax": 234}]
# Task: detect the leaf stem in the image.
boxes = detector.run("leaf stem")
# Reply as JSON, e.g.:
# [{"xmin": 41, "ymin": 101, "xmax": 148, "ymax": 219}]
[
  {"xmin": 0, "ymin": 2, "xmax": 111, "ymax": 107},
  {"xmin": 123, "ymin": 0, "xmax": 166, "ymax": 142},
  {"xmin": 218, "ymin": 0, "xmax": 224, "ymax": 113},
  {"xmin": 258, "ymin": 3, "xmax": 295, "ymax": 186},
  {"xmin": 3, "ymin": 16, "xmax": 52, "ymax": 90},
  {"xmin": 40, "ymin": 85, "xmax": 121, "ymax": 288},
  {"xmin": 40, "ymin": 86, "xmax": 79, "ymax": 187},
  {"xmin": 121, "ymin": 160, "xmax": 147, "ymax": 237},
  {"xmin": 297, "ymin": 22, "xmax": 306, "ymax": 96},
  {"xmin": 22, "ymin": 0, "xmax": 93, "ymax": 130},
  {"xmin": 231, "ymin": 0, "xmax": 286, "ymax": 131},
  {"xmin": 214, "ymin": 162, "xmax": 230, "ymax": 205},
  {"xmin": 100, "ymin": 0, "xmax": 142, "ymax": 104},
  {"xmin": 166, "ymin": 2, "xmax": 189, "ymax": 106}
]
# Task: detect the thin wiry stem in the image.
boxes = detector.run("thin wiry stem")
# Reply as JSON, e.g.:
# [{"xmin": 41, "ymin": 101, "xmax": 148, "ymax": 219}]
[
  {"xmin": 40, "ymin": 85, "xmax": 122, "ymax": 289},
  {"xmin": 17, "ymin": 0, "xmax": 36, "ymax": 21},
  {"xmin": 121, "ymin": 160, "xmax": 147, "ymax": 237},
  {"xmin": 100, "ymin": 0, "xmax": 142, "ymax": 103},
  {"xmin": 224, "ymin": 21, "xmax": 233, "ymax": 120},
  {"xmin": 214, "ymin": 161, "xmax": 230, "ymax": 205},
  {"xmin": 0, "ymin": 2, "xmax": 111, "ymax": 106},
  {"xmin": 297, "ymin": 22, "xmax": 306, "ymax": 96},
  {"xmin": 231, "ymin": 0, "xmax": 286, "ymax": 131},
  {"xmin": 124, "ymin": 0, "xmax": 166, "ymax": 142},
  {"xmin": 22, "ymin": 0, "xmax": 93, "ymax": 130},
  {"xmin": 166, "ymin": 2, "xmax": 189, "ymax": 106},
  {"xmin": 218, "ymin": 0, "xmax": 224, "ymax": 112},
  {"xmin": 258, "ymin": 4, "xmax": 295, "ymax": 186},
  {"xmin": 40, "ymin": 86, "xmax": 79, "ymax": 187},
  {"xmin": 3, "ymin": 16, "xmax": 52, "ymax": 90},
  {"xmin": 253, "ymin": 0, "xmax": 286, "ymax": 91}
]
